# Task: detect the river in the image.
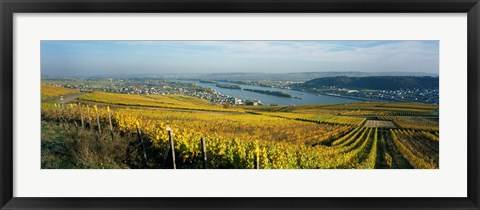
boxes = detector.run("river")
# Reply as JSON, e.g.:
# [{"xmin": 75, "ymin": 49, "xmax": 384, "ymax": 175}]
[{"xmin": 182, "ymin": 80, "xmax": 360, "ymax": 106}]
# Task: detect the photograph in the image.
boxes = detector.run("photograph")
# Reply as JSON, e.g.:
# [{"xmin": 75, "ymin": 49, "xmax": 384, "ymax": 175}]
[{"xmin": 40, "ymin": 40, "xmax": 440, "ymax": 169}]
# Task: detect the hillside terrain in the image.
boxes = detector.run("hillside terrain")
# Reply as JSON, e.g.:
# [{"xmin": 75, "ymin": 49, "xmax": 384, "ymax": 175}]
[{"xmin": 296, "ymin": 76, "xmax": 439, "ymax": 90}]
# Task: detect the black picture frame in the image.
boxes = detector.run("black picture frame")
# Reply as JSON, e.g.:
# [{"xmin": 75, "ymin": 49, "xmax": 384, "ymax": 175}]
[{"xmin": 1, "ymin": 0, "xmax": 479, "ymax": 209}]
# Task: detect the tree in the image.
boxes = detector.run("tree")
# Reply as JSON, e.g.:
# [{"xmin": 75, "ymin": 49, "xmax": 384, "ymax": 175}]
[{"xmin": 223, "ymin": 102, "xmax": 231, "ymax": 109}]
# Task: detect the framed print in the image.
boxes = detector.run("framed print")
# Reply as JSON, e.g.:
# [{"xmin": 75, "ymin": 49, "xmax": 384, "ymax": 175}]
[{"xmin": 1, "ymin": 0, "xmax": 479, "ymax": 209}]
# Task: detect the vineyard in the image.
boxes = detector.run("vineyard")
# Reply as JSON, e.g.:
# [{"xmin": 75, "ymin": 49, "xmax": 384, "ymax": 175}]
[
  {"xmin": 79, "ymin": 91, "xmax": 229, "ymax": 112},
  {"xmin": 41, "ymin": 83, "xmax": 79, "ymax": 100},
  {"xmin": 41, "ymin": 84, "xmax": 439, "ymax": 169}
]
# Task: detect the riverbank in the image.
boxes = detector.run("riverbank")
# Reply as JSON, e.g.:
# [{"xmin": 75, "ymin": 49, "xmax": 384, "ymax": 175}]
[{"xmin": 188, "ymin": 80, "xmax": 361, "ymax": 105}]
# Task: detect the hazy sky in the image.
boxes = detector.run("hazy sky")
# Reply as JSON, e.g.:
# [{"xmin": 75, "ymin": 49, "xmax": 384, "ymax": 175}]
[{"xmin": 41, "ymin": 40, "xmax": 439, "ymax": 76}]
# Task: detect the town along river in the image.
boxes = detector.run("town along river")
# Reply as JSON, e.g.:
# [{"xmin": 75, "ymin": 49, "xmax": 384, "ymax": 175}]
[{"xmin": 183, "ymin": 80, "xmax": 361, "ymax": 106}]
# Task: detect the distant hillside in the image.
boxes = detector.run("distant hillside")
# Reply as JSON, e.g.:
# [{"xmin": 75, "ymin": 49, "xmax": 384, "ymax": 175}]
[
  {"xmin": 297, "ymin": 76, "xmax": 439, "ymax": 90},
  {"xmin": 42, "ymin": 72, "xmax": 439, "ymax": 81},
  {"xmin": 196, "ymin": 72, "xmax": 438, "ymax": 81}
]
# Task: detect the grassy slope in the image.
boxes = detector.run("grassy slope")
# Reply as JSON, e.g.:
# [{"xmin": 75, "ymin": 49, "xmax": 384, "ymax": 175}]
[
  {"xmin": 41, "ymin": 121, "xmax": 131, "ymax": 169},
  {"xmin": 74, "ymin": 91, "xmax": 438, "ymax": 127},
  {"xmin": 41, "ymin": 83, "xmax": 79, "ymax": 101},
  {"xmin": 79, "ymin": 91, "xmax": 236, "ymax": 112}
]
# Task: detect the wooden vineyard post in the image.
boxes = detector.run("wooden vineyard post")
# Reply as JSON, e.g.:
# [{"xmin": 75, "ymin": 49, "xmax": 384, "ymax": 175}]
[
  {"xmin": 54, "ymin": 103, "xmax": 60, "ymax": 124},
  {"xmin": 69, "ymin": 104, "xmax": 74, "ymax": 117},
  {"xmin": 136, "ymin": 121, "xmax": 148, "ymax": 162},
  {"xmin": 107, "ymin": 106, "xmax": 113, "ymax": 131},
  {"xmin": 62, "ymin": 102, "xmax": 68, "ymax": 123},
  {"xmin": 94, "ymin": 105, "xmax": 101, "ymax": 134},
  {"xmin": 66, "ymin": 103, "xmax": 69, "ymax": 114},
  {"xmin": 79, "ymin": 103, "xmax": 84, "ymax": 129},
  {"xmin": 61, "ymin": 102, "xmax": 66, "ymax": 129},
  {"xmin": 201, "ymin": 137, "xmax": 208, "ymax": 169},
  {"xmin": 107, "ymin": 106, "xmax": 114, "ymax": 140},
  {"xmin": 86, "ymin": 105, "xmax": 92, "ymax": 130},
  {"xmin": 167, "ymin": 127, "xmax": 176, "ymax": 169},
  {"xmin": 69, "ymin": 104, "xmax": 77, "ymax": 127}
]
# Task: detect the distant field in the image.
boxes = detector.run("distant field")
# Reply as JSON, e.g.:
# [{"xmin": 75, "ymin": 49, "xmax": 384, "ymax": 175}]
[
  {"xmin": 41, "ymin": 83, "xmax": 79, "ymax": 101},
  {"xmin": 243, "ymin": 102, "xmax": 438, "ymax": 116},
  {"xmin": 79, "ymin": 91, "xmax": 231, "ymax": 112}
]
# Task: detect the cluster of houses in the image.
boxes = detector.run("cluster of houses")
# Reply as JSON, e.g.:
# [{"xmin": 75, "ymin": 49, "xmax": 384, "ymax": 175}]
[{"xmin": 228, "ymin": 98, "xmax": 262, "ymax": 106}]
